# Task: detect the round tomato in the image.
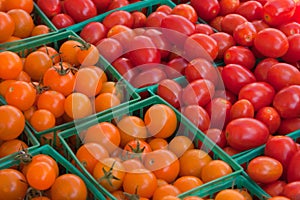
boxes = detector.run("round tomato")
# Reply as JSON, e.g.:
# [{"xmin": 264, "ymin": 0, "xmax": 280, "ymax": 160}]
[
  {"xmin": 50, "ymin": 174, "xmax": 87, "ymax": 200},
  {"xmin": 225, "ymin": 118, "xmax": 270, "ymax": 151},
  {"xmin": 201, "ymin": 160, "xmax": 232, "ymax": 183},
  {"xmin": 37, "ymin": 90, "xmax": 65, "ymax": 118},
  {"xmin": 96, "ymin": 37, "xmax": 123, "ymax": 63},
  {"xmin": 30, "ymin": 109, "xmax": 56, "ymax": 132},
  {"xmin": 3, "ymin": 0, "xmax": 33, "ymax": 13},
  {"xmin": 171, "ymin": 4, "xmax": 198, "ymax": 24},
  {"xmin": 0, "ymin": 139, "xmax": 28, "ymax": 158},
  {"xmin": 215, "ymin": 189, "xmax": 245, "ymax": 200},
  {"xmin": 0, "ymin": 169, "xmax": 27, "ymax": 199},
  {"xmin": 0, "ymin": 12, "xmax": 15, "ymax": 43},
  {"xmin": 7, "ymin": 8, "xmax": 34, "ymax": 38},
  {"xmin": 273, "ymin": 85, "xmax": 300, "ymax": 119},
  {"xmin": 80, "ymin": 22, "xmax": 107, "ymax": 45},
  {"xmin": 0, "ymin": 51, "xmax": 22, "ymax": 80},
  {"xmin": 103, "ymin": 10, "xmax": 133, "ymax": 29},
  {"xmin": 254, "ymin": 28, "xmax": 289, "ymax": 58},
  {"xmin": 181, "ymin": 105, "xmax": 210, "ymax": 132},
  {"xmin": 123, "ymin": 139, "xmax": 152, "ymax": 160},
  {"xmin": 123, "ymin": 168, "xmax": 157, "ymax": 198},
  {"xmin": 64, "ymin": 92, "xmax": 93, "ymax": 120},
  {"xmin": 173, "ymin": 176, "xmax": 203, "ymax": 193},
  {"xmin": 247, "ymin": 156, "xmax": 283, "ymax": 184}
]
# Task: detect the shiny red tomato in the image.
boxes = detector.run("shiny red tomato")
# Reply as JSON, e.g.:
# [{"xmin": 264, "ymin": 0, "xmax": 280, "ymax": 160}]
[
  {"xmin": 51, "ymin": 13, "xmax": 74, "ymax": 29},
  {"xmin": 261, "ymin": 180, "xmax": 287, "ymax": 197},
  {"xmin": 205, "ymin": 97, "xmax": 231, "ymax": 129},
  {"xmin": 254, "ymin": 28, "xmax": 289, "ymax": 58},
  {"xmin": 221, "ymin": 13, "xmax": 248, "ymax": 35},
  {"xmin": 181, "ymin": 105, "xmax": 210, "ymax": 132},
  {"xmin": 131, "ymin": 67, "xmax": 167, "ymax": 88},
  {"xmin": 273, "ymin": 85, "xmax": 300, "ymax": 119},
  {"xmin": 157, "ymin": 79, "xmax": 182, "ymax": 109},
  {"xmin": 96, "ymin": 37, "xmax": 123, "ymax": 63},
  {"xmin": 210, "ymin": 32, "xmax": 236, "ymax": 60},
  {"xmin": 236, "ymin": 1, "xmax": 263, "ymax": 21},
  {"xmin": 190, "ymin": 0, "xmax": 220, "ymax": 21},
  {"xmin": 184, "ymin": 58, "xmax": 219, "ymax": 85},
  {"xmin": 265, "ymin": 135, "xmax": 297, "ymax": 174},
  {"xmin": 224, "ymin": 46, "xmax": 256, "ymax": 70},
  {"xmin": 225, "ymin": 118, "xmax": 270, "ymax": 151},
  {"xmin": 195, "ymin": 23, "xmax": 214, "ymax": 35},
  {"xmin": 37, "ymin": 0, "xmax": 61, "ymax": 18},
  {"xmin": 238, "ymin": 82, "xmax": 275, "ymax": 111},
  {"xmin": 64, "ymin": 0, "xmax": 97, "ymax": 23},
  {"xmin": 230, "ymin": 99, "xmax": 254, "ymax": 120},
  {"xmin": 91, "ymin": 0, "xmax": 111, "ymax": 13},
  {"xmin": 166, "ymin": 57, "xmax": 188, "ymax": 79},
  {"xmin": 145, "ymin": 11, "xmax": 168, "ymax": 27},
  {"xmin": 171, "ymin": 4, "xmax": 198, "ymax": 24},
  {"xmin": 277, "ymin": 118, "xmax": 300, "ymax": 135},
  {"xmin": 254, "ymin": 58, "xmax": 279, "ymax": 81},
  {"xmin": 263, "ymin": 0, "xmax": 296, "ymax": 27},
  {"xmin": 126, "ymin": 35, "xmax": 161, "ymax": 66},
  {"xmin": 184, "ymin": 33, "xmax": 219, "ymax": 61},
  {"xmin": 279, "ymin": 22, "xmax": 300, "ymax": 37},
  {"xmin": 233, "ymin": 21, "xmax": 257, "ymax": 47},
  {"xmin": 282, "ymin": 181, "xmax": 300, "ymax": 199},
  {"xmin": 255, "ymin": 107, "xmax": 281, "ymax": 134},
  {"xmin": 221, "ymin": 63, "xmax": 256, "ymax": 95},
  {"xmin": 181, "ymin": 79, "xmax": 215, "ymax": 107},
  {"xmin": 103, "ymin": 10, "xmax": 133, "ymax": 30},
  {"xmin": 282, "ymin": 34, "xmax": 300, "ymax": 63},
  {"xmin": 287, "ymin": 151, "xmax": 300, "ymax": 182},
  {"xmin": 80, "ymin": 22, "xmax": 107, "ymax": 45},
  {"xmin": 202, "ymin": 128, "xmax": 227, "ymax": 148},
  {"xmin": 219, "ymin": 0, "xmax": 240, "ymax": 15}
]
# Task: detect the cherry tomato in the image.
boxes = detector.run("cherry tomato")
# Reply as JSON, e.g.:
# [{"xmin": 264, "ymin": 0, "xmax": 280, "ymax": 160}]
[
  {"xmin": 0, "ymin": 169, "xmax": 27, "ymax": 199},
  {"xmin": 282, "ymin": 34, "xmax": 300, "ymax": 63},
  {"xmin": 265, "ymin": 135, "xmax": 297, "ymax": 175},
  {"xmin": 173, "ymin": 176, "xmax": 203, "ymax": 193},
  {"xmin": 230, "ymin": 99, "xmax": 255, "ymax": 120},
  {"xmin": 224, "ymin": 46, "xmax": 256, "ymax": 69},
  {"xmin": 273, "ymin": 85, "xmax": 300, "ymax": 119},
  {"xmin": 80, "ymin": 22, "xmax": 107, "ymax": 45},
  {"xmin": 247, "ymin": 156, "xmax": 283, "ymax": 184},
  {"xmin": 225, "ymin": 118, "xmax": 270, "ymax": 151},
  {"xmin": 254, "ymin": 58, "xmax": 279, "ymax": 81},
  {"xmin": 157, "ymin": 79, "xmax": 182, "ymax": 109},
  {"xmin": 0, "ymin": 51, "xmax": 22, "ymax": 80},
  {"xmin": 145, "ymin": 11, "xmax": 168, "ymax": 27},
  {"xmin": 181, "ymin": 105, "xmax": 210, "ymax": 132},
  {"xmin": 263, "ymin": 0, "xmax": 296, "ymax": 27},
  {"xmin": 64, "ymin": 0, "xmax": 97, "ymax": 23},
  {"xmin": 171, "ymin": 4, "xmax": 198, "ymax": 24},
  {"xmin": 37, "ymin": 0, "xmax": 61, "ymax": 18},
  {"xmin": 255, "ymin": 107, "xmax": 281, "ymax": 134},
  {"xmin": 0, "ymin": 12, "xmax": 15, "ymax": 43},
  {"xmin": 51, "ymin": 13, "xmax": 75, "ymax": 29},
  {"xmin": 282, "ymin": 181, "xmax": 300, "ymax": 199},
  {"xmin": 7, "ymin": 8, "xmax": 34, "ymax": 38},
  {"xmin": 181, "ymin": 79, "xmax": 215, "ymax": 107},
  {"xmin": 201, "ymin": 160, "xmax": 232, "ymax": 183},
  {"xmin": 51, "ymin": 174, "xmax": 87, "ymax": 200},
  {"xmin": 221, "ymin": 63, "xmax": 256, "ymax": 95},
  {"xmin": 279, "ymin": 22, "xmax": 300, "ymax": 37},
  {"xmin": 190, "ymin": 0, "xmax": 220, "ymax": 21},
  {"xmin": 233, "ymin": 21, "xmax": 257, "ymax": 47},
  {"xmin": 219, "ymin": 0, "xmax": 240, "ymax": 15},
  {"xmin": 123, "ymin": 139, "xmax": 152, "ymax": 160},
  {"xmin": 3, "ymin": 0, "xmax": 33, "ymax": 13},
  {"xmin": 287, "ymin": 151, "xmax": 300, "ymax": 182},
  {"xmin": 254, "ymin": 28, "xmax": 289, "ymax": 58},
  {"xmin": 221, "ymin": 13, "xmax": 248, "ymax": 35},
  {"xmin": 236, "ymin": 1, "xmax": 263, "ymax": 21},
  {"xmin": 131, "ymin": 11, "xmax": 147, "ymax": 28},
  {"xmin": 30, "ymin": 109, "xmax": 56, "ymax": 132},
  {"xmin": 166, "ymin": 57, "xmax": 188, "ymax": 78},
  {"xmin": 64, "ymin": 92, "xmax": 93, "ymax": 120},
  {"xmin": 195, "ymin": 23, "xmax": 214, "ymax": 35},
  {"xmin": 103, "ymin": 10, "xmax": 133, "ymax": 30},
  {"xmin": 277, "ymin": 118, "xmax": 300, "ymax": 135},
  {"xmin": 210, "ymin": 32, "xmax": 236, "ymax": 60},
  {"xmin": 184, "ymin": 33, "xmax": 219, "ymax": 61}
]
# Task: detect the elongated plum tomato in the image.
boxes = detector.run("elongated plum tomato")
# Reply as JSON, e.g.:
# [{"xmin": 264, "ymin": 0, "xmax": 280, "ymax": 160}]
[{"xmin": 225, "ymin": 118, "xmax": 270, "ymax": 151}]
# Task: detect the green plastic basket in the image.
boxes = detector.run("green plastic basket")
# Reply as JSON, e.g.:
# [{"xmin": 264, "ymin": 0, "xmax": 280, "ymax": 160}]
[
  {"xmin": 1, "ymin": 30, "xmax": 140, "ymax": 148},
  {"xmin": 0, "ymin": 144, "xmax": 106, "ymax": 200},
  {"xmin": 0, "ymin": 98, "xmax": 40, "ymax": 163},
  {"xmin": 59, "ymin": 95, "xmax": 243, "ymax": 200},
  {"xmin": 178, "ymin": 174, "xmax": 270, "ymax": 200},
  {"xmin": 0, "ymin": 2, "xmax": 58, "ymax": 52}
]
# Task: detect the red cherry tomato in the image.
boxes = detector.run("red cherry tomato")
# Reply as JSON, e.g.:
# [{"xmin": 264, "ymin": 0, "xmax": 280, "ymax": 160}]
[
  {"xmin": 80, "ymin": 22, "xmax": 107, "ymax": 45},
  {"xmin": 279, "ymin": 22, "xmax": 300, "ymax": 37},
  {"xmin": 255, "ymin": 107, "xmax": 281, "ymax": 134},
  {"xmin": 51, "ymin": 13, "xmax": 74, "ymax": 29},
  {"xmin": 282, "ymin": 34, "xmax": 300, "ymax": 63},
  {"xmin": 254, "ymin": 28, "xmax": 289, "ymax": 58},
  {"xmin": 224, "ymin": 46, "xmax": 256, "ymax": 70},
  {"xmin": 210, "ymin": 32, "xmax": 236, "ymax": 60},
  {"xmin": 254, "ymin": 58, "xmax": 279, "ymax": 81},
  {"xmin": 37, "ymin": 0, "xmax": 61, "ymax": 19},
  {"xmin": 181, "ymin": 105, "xmax": 210, "ymax": 132},
  {"xmin": 230, "ymin": 99, "xmax": 255, "ymax": 120},
  {"xmin": 157, "ymin": 79, "xmax": 182, "ymax": 109},
  {"xmin": 64, "ymin": 0, "xmax": 97, "ymax": 23},
  {"xmin": 236, "ymin": 1, "xmax": 263, "ymax": 21},
  {"xmin": 225, "ymin": 118, "xmax": 270, "ymax": 151},
  {"xmin": 103, "ymin": 10, "xmax": 134, "ymax": 30},
  {"xmin": 233, "ymin": 21, "xmax": 257, "ymax": 47},
  {"xmin": 190, "ymin": 0, "xmax": 220, "ymax": 21},
  {"xmin": 221, "ymin": 13, "xmax": 248, "ymax": 35}
]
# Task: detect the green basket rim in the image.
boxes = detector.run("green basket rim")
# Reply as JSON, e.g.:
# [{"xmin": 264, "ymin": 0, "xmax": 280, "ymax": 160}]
[
  {"xmin": 0, "ymin": 144, "xmax": 106, "ymax": 200},
  {"xmin": 59, "ymin": 95, "xmax": 243, "ymax": 200}
]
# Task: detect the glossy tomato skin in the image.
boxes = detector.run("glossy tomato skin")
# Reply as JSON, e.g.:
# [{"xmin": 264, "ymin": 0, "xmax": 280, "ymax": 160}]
[
  {"xmin": 221, "ymin": 64, "xmax": 256, "ymax": 95},
  {"xmin": 255, "ymin": 106, "xmax": 281, "ymax": 134},
  {"xmin": 254, "ymin": 28, "xmax": 289, "ymax": 58},
  {"xmin": 210, "ymin": 32, "xmax": 236, "ymax": 60},
  {"xmin": 184, "ymin": 58, "xmax": 219, "ymax": 85},
  {"xmin": 64, "ymin": 0, "xmax": 97, "ymax": 23},
  {"xmin": 221, "ymin": 13, "xmax": 248, "ymax": 35},
  {"xmin": 265, "ymin": 136, "xmax": 297, "ymax": 174},
  {"xmin": 233, "ymin": 21, "xmax": 257, "ymax": 47},
  {"xmin": 287, "ymin": 151, "xmax": 300, "ymax": 182},
  {"xmin": 225, "ymin": 118, "xmax": 270, "ymax": 151},
  {"xmin": 279, "ymin": 22, "xmax": 300, "ymax": 37},
  {"xmin": 238, "ymin": 82, "xmax": 275, "ymax": 111},
  {"xmin": 127, "ymin": 35, "xmax": 161, "ymax": 66},
  {"xmin": 277, "ymin": 118, "xmax": 300, "ymax": 135},
  {"xmin": 166, "ymin": 57, "xmax": 188, "ymax": 78},
  {"xmin": 131, "ymin": 67, "xmax": 167, "ymax": 88},
  {"xmin": 282, "ymin": 34, "xmax": 300, "ymax": 63},
  {"xmin": 261, "ymin": 180, "xmax": 287, "ymax": 197},
  {"xmin": 96, "ymin": 37, "xmax": 123, "ymax": 63},
  {"xmin": 254, "ymin": 58, "xmax": 279, "ymax": 81},
  {"xmin": 37, "ymin": 0, "xmax": 61, "ymax": 19},
  {"xmin": 273, "ymin": 85, "xmax": 300, "ymax": 119},
  {"xmin": 51, "ymin": 13, "xmax": 74, "ymax": 29},
  {"xmin": 190, "ymin": 0, "xmax": 220, "ymax": 21},
  {"xmin": 103, "ymin": 10, "xmax": 133, "ymax": 30},
  {"xmin": 181, "ymin": 79, "xmax": 215, "ymax": 107},
  {"xmin": 230, "ymin": 99, "xmax": 255, "ymax": 120},
  {"xmin": 236, "ymin": 1, "xmax": 263, "ymax": 21},
  {"xmin": 224, "ymin": 46, "xmax": 256, "ymax": 70},
  {"xmin": 157, "ymin": 79, "xmax": 182, "ymax": 109},
  {"xmin": 80, "ymin": 22, "xmax": 107, "ymax": 45},
  {"xmin": 181, "ymin": 105, "xmax": 210, "ymax": 132},
  {"xmin": 282, "ymin": 181, "xmax": 300, "ymax": 199},
  {"xmin": 263, "ymin": 0, "xmax": 296, "ymax": 27}
]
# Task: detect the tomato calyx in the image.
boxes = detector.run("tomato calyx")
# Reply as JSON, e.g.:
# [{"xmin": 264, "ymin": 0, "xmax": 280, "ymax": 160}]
[
  {"xmin": 68, "ymin": 35, "xmax": 91, "ymax": 51},
  {"xmin": 24, "ymin": 186, "xmax": 44, "ymax": 200},
  {"xmin": 31, "ymin": 81, "xmax": 49, "ymax": 95},
  {"xmin": 53, "ymin": 61, "xmax": 77, "ymax": 76},
  {"xmin": 124, "ymin": 187, "xmax": 142, "ymax": 200},
  {"xmin": 14, "ymin": 147, "xmax": 32, "ymax": 164},
  {"xmin": 97, "ymin": 161, "xmax": 121, "ymax": 186}
]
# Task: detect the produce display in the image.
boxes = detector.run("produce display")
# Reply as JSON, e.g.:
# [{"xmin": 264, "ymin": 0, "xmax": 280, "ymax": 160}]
[{"xmin": 0, "ymin": 0, "xmax": 300, "ymax": 199}]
